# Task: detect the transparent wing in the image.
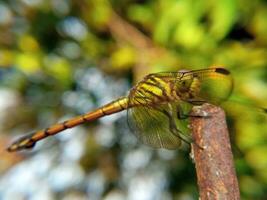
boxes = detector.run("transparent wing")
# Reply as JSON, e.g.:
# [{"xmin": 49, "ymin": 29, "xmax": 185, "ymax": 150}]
[
  {"xmin": 127, "ymin": 103, "xmax": 182, "ymax": 149},
  {"xmin": 183, "ymin": 67, "xmax": 233, "ymax": 105}
]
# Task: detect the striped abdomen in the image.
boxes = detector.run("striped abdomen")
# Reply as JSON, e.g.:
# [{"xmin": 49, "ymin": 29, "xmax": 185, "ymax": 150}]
[{"xmin": 7, "ymin": 97, "xmax": 129, "ymax": 152}]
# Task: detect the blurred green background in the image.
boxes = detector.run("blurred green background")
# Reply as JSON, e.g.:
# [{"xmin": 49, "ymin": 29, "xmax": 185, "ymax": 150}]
[{"xmin": 0, "ymin": 0, "xmax": 266, "ymax": 199}]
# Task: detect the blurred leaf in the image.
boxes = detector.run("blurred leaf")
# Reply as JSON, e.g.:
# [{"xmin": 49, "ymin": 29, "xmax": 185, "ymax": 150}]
[
  {"xmin": 82, "ymin": 0, "xmax": 112, "ymax": 29},
  {"xmin": 127, "ymin": 4, "xmax": 154, "ymax": 30},
  {"xmin": 240, "ymin": 175, "xmax": 264, "ymax": 198},
  {"xmin": 246, "ymin": 146, "xmax": 267, "ymax": 170},
  {"xmin": 44, "ymin": 55, "xmax": 72, "ymax": 86},
  {"xmin": 0, "ymin": 49, "xmax": 14, "ymax": 67},
  {"xmin": 110, "ymin": 46, "xmax": 136, "ymax": 70},
  {"xmin": 15, "ymin": 52, "xmax": 41, "ymax": 74},
  {"xmin": 250, "ymin": 7, "xmax": 267, "ymax": 44},
  {"xmin": 18, "ymin": 34, "xmax": 40, "ymax": 52},
  {"xmin": 209, "ymin": 0, "xmax": 237, "ymax": 40},
  {"xmin": 174, "ymin": 19, "xmax": 205, "ymax": 49}
]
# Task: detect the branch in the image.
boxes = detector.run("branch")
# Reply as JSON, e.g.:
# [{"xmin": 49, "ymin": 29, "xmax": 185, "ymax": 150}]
[
  {"xmin": 107, "ymin": 11, "xmax": 177, "ymax": 80},
  {"xmin": 190, "ymin": 104, "xmax": 240, "ymax": 200}
]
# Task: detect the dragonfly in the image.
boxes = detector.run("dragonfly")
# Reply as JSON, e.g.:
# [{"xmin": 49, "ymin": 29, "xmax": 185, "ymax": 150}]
[{"xmin": 7, "ymin": 67, "xmax": 233, "ymax": 152}]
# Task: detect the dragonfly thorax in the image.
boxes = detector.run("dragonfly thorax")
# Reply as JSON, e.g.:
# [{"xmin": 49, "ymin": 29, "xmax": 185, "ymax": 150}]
[{"xmin": 129, "ymin": 74, "xmax": 177, "ymax": 106}]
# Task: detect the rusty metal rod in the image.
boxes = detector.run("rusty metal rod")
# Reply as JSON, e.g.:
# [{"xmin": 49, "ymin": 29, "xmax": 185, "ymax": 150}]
[{"xmin": 190, "ymin": 103, "xmax": 240, "ymax": 200}]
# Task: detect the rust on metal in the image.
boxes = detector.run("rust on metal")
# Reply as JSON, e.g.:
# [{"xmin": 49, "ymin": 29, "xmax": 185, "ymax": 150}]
[{"xmin": 190, "ymin": 103, "xmax": 240, "ymax": 200}]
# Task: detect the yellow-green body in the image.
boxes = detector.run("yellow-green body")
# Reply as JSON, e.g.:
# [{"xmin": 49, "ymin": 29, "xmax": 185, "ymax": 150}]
[{"xmin": 7, "ymin": 67, "xmax": 233, "ymax": 152}]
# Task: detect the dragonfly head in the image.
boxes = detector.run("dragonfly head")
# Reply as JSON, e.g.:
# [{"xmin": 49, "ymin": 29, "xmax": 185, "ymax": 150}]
[{"xmin": 176, "ymin": 75, "xmax": 194, "ymax": 93}]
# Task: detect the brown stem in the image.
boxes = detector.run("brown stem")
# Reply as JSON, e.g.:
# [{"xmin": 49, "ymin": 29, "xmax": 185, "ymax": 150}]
[
  {"xmin": 107, "ymin": 11, "xmax": 177, "ymax": 80},
  {"xmin": 190, "ymin": 103, "xmax": 240, "ymax": 200}
]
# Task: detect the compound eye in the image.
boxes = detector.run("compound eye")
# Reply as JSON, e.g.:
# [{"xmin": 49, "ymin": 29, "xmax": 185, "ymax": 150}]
[{"xmin": 179, "ymin": 79, "xmax": 192, "ymax": 92}]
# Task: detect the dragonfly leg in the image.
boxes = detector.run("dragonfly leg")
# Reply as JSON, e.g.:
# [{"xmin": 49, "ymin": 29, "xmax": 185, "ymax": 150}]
[
  {"xmin": 176, "ymin": 104, "xmax": 189, "ymax": 120},
  {"xmin": 164, "ymin": 105, "xmax": 204, "ymax": 150},
  {"xmin": 162, "ymin": 108, "xmax": 193, "ymax": 145},
  {"xmin": 170, "ymin": 123, "xmax": 204, "ymax": 150},
  {"xmin": 169, "ymin": 119, "xmax": 193, "ymax": 145},
  {"xmin": 158, "ymin": 105, "xmax": 204, "ymax": 149}
]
